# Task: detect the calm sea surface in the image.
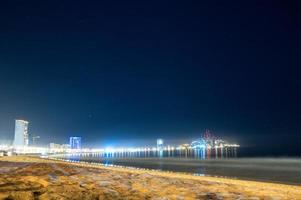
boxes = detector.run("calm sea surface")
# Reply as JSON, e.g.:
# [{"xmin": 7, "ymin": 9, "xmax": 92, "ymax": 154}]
[{"xmin": 53, "ymin": 150, "xmax": 301, "ymax": 185}]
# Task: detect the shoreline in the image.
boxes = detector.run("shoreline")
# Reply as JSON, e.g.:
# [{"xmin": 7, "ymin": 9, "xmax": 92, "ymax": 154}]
[
  {"xmin": 50, "ymin": 156, "xmax": 301, "ymax": 186},
  {"xmin": 51, "ymin": 155, "xmax": 301, "ymax": 186},
  {"xmin": 1, "ymin": 156, "xmax": 301, "ymax": 199}
]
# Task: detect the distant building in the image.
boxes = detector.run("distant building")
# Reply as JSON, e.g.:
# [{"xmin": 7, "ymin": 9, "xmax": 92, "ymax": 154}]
[
  {"xmin": 157, "ymin": 138, "xmax": 164, "ymax": 150},
  {"xmin": 61, "ymin": 144, "xmax": 71, "ymax": 149},
  {"xmin": 214, "ymin": 139, "xmax": 225, "ymax": 147},
  {"xmin": 191, "ymin": 138, "xmax": 206, "ymax": 149},
  {"xmin": 69, "ymin": 137, "xmax": 81, "ymax": 149},
  {"xmin": 49, "ymin": 143, "xmax": 62, "ymax": 149},
  {"xmin": 13, "ymin": 120, "xmax": 29, "ymax": 147}
]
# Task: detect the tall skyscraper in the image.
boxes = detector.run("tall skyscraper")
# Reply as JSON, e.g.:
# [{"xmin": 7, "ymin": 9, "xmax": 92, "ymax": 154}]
[
  {"xmin": 157, "ymin": 138, "xmax": 164, "ymax": 157},
  {"xmin": 13, "ymin": 120, "xmax": 29, "ymax": 147},
  {"xmin": 69, "ymin": 137, "xmax": 81, "ymax": 149},
  {"xmin": 157, "ymin": 138, "xmax": 164, "ymax": 150}
]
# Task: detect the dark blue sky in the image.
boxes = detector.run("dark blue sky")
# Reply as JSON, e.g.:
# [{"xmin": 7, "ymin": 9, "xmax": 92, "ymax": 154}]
[{"xmin": 0, "ymin": 1, "xmax": 300, "ymax": 152}]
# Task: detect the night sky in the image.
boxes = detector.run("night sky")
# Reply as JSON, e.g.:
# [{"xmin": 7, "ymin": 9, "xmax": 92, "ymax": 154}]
[{"xmin": 0, "ymin": 1, "xmax": 300, "ymax": 154}]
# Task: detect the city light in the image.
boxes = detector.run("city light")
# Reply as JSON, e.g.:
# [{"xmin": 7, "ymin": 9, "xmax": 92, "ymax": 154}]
[{"xmin": 1, "ymin": 119, "xmax": 239, "ymax": 159}]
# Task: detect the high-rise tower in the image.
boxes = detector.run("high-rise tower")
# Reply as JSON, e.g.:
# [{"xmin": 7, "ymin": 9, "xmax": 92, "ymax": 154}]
[
  {"xmin": 69, "ymin": 137, "xmax": 81, "ymax": 149},
  {"xmin": 157, "ymin": 138, "xmax": 164, "ymax": 151},
  {"xmin": 13, "ymin": 120, "xmax": 29, "ymax": 147}
]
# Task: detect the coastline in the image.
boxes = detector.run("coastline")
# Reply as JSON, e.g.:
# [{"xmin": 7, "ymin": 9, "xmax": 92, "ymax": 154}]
[
  {"xmin": 55, "ymin": 156, "xmax": 301, "ymax": 185},
  {"xmin": 1, "ymin": 156, "xmax": 301, "ymax": 200}
]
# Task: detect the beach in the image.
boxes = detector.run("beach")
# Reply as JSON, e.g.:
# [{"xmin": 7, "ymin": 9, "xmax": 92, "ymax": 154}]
[{"xmin": 0, "ymin": 156, "xmax": 301, "ymax": 200}]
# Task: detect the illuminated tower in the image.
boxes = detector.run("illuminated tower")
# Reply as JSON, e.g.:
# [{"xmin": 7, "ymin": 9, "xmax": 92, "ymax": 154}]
[
  {"xmin": 157, "ymin": 138, "xmax": 164, "ymax": 150},
  {"xmin": 69, "ymin": 137, "xmax": 81, "ymax": 149},
  {"xmin": 157, "ymin": 138, "xmax": 164, "ymax": 157},
  {"xmin": 13, "ymin": 120, "xmax": 29, "ymax": 147}
]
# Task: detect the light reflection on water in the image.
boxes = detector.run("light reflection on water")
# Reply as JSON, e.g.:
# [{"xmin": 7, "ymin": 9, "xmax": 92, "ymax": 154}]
[
  {"xmin": 61, "ymin": 148, "xmax": 238, "ymax": 178},
  {"xmin": 52, "ymin": 154, "xmax": 301, "ymax": 185},
  {"xmin": 51, "ymin": 148, "xmax": 301, "ymax": 185},
  {"xmin": 69, "ymin": 147, "xmax": 238, "ymax": 160},
  {"xmin": 55, "ymin": 156, "xmax": 301, "ymax": 185}
]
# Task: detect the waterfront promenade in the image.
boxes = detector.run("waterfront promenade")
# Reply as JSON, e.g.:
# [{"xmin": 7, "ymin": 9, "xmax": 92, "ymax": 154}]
[{"xmin": 0, "ymin": 156, "xmax": 301, "ymax": 200}]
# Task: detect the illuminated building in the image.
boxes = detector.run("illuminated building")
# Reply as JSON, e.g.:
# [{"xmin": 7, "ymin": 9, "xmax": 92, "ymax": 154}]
[
  {"xmin": 214, "ymin": 139, "xmax": 225, "ymax": 147},
  {"xmin": 191, "ymin": 138, "xmax": 206, "ymax": 159},
  {"xmin": 69, "ymin": 137, "xmax": 81, "ymax": 149},
  {"xmin": 157, "ymin": 138, "xmax": 164, "ymax": 157},
  {"xmin": 157, "ymin": 138, "xmax": 164, "ymax": 150},
  {"xmin": 61, "ymin": 144, "xmax": 71, "ymax": 149},
  {"xmin": 49, "ymin": 143, "xmax": 62, "ymax": 149},
  {"xmin": 191, "ymin": 138, "xmax": 206, "ymax": 149},
  {"xmin": 13, "ymin": 120, "xmax": 29, "ymax": 147}
]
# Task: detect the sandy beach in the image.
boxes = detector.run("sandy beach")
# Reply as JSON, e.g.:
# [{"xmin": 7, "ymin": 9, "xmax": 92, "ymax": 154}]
[{"xmin": 0, "ymin": 156, "xmax": 301, "ymax": 200}]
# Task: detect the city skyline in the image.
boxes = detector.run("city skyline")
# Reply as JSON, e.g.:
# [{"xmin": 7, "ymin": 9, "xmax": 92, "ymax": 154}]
[
  {"xmin": 2, "ymin": 119, "xmax": 238, "ymax": 148},
  {"xmin": 0, "ymin": 1, "xmax": 300, "ymax": 156}
]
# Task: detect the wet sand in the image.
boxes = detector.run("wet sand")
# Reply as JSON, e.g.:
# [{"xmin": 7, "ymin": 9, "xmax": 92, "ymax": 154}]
[{"xmin": 0, "ymin": 156, "xmax": 301, "ymax": 200}]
